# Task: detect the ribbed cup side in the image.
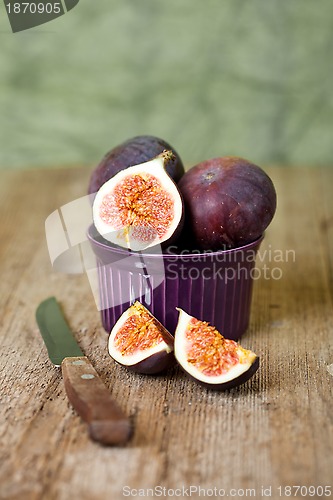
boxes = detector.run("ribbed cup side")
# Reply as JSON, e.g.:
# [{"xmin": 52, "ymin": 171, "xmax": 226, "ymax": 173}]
[{"xmin": 97, "ymin": 242, "xmax": 260, "ymax": 340}]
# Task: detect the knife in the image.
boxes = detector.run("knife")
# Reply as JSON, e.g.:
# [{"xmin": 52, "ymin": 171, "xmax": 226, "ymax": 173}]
[{"xmin": 36, "ymin": 297, "xmax": 131, "ymax": 445}]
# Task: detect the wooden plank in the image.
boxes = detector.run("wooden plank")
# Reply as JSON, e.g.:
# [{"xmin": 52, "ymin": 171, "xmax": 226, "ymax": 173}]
[{"xmin": 0, "ymin": 167, "xmax": 332, "ymax": 500}]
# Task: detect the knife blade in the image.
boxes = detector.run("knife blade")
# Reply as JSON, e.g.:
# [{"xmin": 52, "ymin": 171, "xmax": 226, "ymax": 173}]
[{"xmin": 36, "ymin": 297, "xmax": 131, "ymax": 445}]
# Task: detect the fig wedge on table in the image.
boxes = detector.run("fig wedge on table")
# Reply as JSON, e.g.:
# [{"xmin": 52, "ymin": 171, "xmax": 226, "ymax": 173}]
[
  {"xmin": 108, "ymin": 301, "xmax": 175, "ymax": 375},
  {"xmin": 174, "ymin": 308, "xmax": 259, "ymax": 390}
]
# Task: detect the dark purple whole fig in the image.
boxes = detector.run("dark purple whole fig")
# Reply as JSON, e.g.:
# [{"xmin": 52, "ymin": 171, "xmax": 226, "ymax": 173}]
[
  {"xmin": 178, "ymin": 156, "xmax": 277, "ymax": 250},
  {"xmin": 108, "ymin": 301, "xmax": 175, "ymax": 375},
  {"xmin": 89, "ymin": 135, "xmax": 185, "ymax": 196},
  {"xmin": 174, "ymin": 308, "xmax": 259, "ymax": 390}
]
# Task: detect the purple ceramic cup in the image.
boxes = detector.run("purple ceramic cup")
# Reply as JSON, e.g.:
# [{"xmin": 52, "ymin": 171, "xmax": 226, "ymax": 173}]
[{"xmin": 87, "ymin": 225, "xmax": 263, "ymax": 340}]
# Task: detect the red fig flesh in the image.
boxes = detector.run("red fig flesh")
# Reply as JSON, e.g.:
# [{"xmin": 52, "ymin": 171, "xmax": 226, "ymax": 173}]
[
  {"xmin": 92, "ymin": 151, "xmax": 184, "ymax": 251},
  {"xmin": 178, "ymin": 156, "xmax": 277, "ymax": 250},
  {"xmin": 88, "ymin": 135, "xmax": 185, "ymax": 196},
  {"xmin": 174, "ymin": 308, "xmax": 259, "ymax": 390},
  {"xmin": 108, "ymin": 301, "xmax": 174, "ymax": 374}
]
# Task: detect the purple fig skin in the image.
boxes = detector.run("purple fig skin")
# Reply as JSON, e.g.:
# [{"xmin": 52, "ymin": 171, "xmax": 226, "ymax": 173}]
[
  {"xmin": 88, "ymin": 135, "xmax": 185, "ymax": 196},
  {"xmin": 114, "ymin": 350, "xmax": 175, "ymax": 375},
  {"xmin": 178, "ymin": 157, "xmax": 277, "ymax": 250},
  {"xmin": 183, "ymin": 356, "xmax": 259, "ymax": 391}
]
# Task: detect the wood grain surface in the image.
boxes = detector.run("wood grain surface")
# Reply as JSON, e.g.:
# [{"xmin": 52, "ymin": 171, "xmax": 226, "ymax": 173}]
[{"xmin": 0, "ymin": 166, "xmax": 332, "ymax": 500}]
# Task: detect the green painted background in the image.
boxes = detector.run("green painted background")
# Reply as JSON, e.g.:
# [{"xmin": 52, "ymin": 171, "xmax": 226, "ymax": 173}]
[{"xmin": 0, "ymin": 0, "xmax": 332, "ymax": 170}]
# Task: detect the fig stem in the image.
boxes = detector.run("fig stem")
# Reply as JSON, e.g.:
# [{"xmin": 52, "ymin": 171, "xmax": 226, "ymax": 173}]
[{"xmin": 159, "ymin": 149, "xmax": 176, "ymax": 166}]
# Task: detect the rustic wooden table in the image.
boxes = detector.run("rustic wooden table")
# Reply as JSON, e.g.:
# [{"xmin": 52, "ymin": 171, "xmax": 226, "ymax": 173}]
[{"xmin": 0, "ymin": 166, "xmax": 332, "ymax": 500}]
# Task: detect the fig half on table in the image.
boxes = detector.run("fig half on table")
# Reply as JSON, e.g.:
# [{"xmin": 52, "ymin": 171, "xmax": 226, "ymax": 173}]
[
  {"xmin": 108, "ymin": 301, "xmax": 175, "ymax": 375},
  {"xmin": 174, "ymin": 308, "xmax": 259, "ymax": 390}
]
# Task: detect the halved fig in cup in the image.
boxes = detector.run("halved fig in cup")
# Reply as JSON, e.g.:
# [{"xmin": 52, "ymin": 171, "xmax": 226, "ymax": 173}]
[
  {"xmin": 108, "ymin": 301, "xmax": 175, "ymax": 374},
  {"xmin": 174, "ymin": 309, "xmax": 259, "ymax": 390},
  {"xmin": 93, "ymin": 150, "xmax": 183, "ymax": 251}
]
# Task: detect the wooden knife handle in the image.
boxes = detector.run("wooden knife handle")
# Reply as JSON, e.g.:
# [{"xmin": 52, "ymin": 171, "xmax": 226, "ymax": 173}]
[{"xmin": 61, "ymin": 356, "xmax": 131, "ymax": 445}]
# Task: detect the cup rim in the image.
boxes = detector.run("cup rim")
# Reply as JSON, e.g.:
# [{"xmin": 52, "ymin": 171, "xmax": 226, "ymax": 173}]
[{"xmin": 87, "ymin": 224, "xmax": 264, "ymax": 260}]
